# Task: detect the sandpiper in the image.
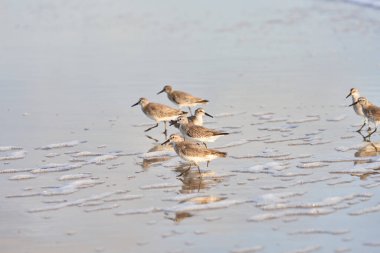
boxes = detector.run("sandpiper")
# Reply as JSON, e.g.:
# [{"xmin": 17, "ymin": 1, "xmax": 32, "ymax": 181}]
[
  {"xmin": 162, "ymin": 134, "xmax": 227, "ymax": 175},
  {"xmin": 350, "ymin": 97, "xmax": 380, "ymax": 140},
  {"xmin": 176, "ymin": 115, "xmax": 229, "ymax": 147},
  {"xmin": 131, "ymin": 97, "xmax": 187, "ymax": 135},
  {"xmin": 170, "ymin": 107, "xmax": 213, "ymax": 128},
  {"xmin": 346, "ymin": 88, "xmax": 370, "ymax": 132},
  {"xmin": 157, "ymin": 85, "xmax": 209, "ymax": 114}
]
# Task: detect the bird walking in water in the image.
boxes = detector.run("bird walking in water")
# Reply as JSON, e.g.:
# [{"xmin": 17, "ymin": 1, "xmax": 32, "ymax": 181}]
[
  {"xmin": 131, "ymin": 97, "xmax": 187, "ymax": 136},
  {"xmin": 170, "ymin": 107, "xmax": 213, "ymax": 128},
  {"xmin": 162, "ymin": 134, "xmax": 227, "ymax": 176},
  {"xmin": 350, "ymin": 97, "xmax": 380, "ymax": 141},
  {"xmin": 157, "ymin": 85, "xmax": 209, "ymax": 115},
  {"xmin": 176, "ymin": 115, "xmax": 229, "ymax": 147},
  {"xmin": 346, "ymin": 88, "xmax": 371, "ymax": 132}
]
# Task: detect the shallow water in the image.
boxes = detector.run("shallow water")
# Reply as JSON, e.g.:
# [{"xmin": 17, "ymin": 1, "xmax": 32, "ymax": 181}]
[{"xmin": 1, "ymin": 0, "xmax": 380, "ymax": 252}]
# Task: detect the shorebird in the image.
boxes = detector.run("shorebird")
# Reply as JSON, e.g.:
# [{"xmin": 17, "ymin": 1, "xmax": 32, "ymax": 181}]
[
  {"xmin": 170, "ymin": 108, "xmax": 213, "ymax": 128},
  {"xmin": 350, "ymin": 97, "xmax": 380, "ymax": 141},
  {"xmin": 346, "ymin": 88, "xmax": 371, "ymax": 132},
  {"xmin": 176, "ymin": 115, "xmax": 229, "ymax": 147},
  {"xmin": 157, "ymin": 85, "xmax": 208, "ymax": 114},
  {"xmin": 162, "ymin": 134, "xmax": 227, "ymax": 175},
  {"xmin": 131, "ymin": 97, "xmax": 187, "ymax": 135}
]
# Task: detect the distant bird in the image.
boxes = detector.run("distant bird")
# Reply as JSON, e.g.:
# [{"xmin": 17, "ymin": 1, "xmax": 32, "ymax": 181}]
[
  {"xmin": 131, "ymin": 97, "xmax": 187, "ymax": 135},
  {"xmin": 170, "ymin": 108, "xmax": 213, "ymax": 128},
  {"xmin": 350, "ymin": 97, "xmax": 380, "ymax": 141},
  {"xmin": 176, "ymin": 115, "xmax": 229, "ymax": 147},
  {"xmin": 157, "ymin": 85, "xmax": 208, "ymax": 115},
  {"xmin": 162, "ymin": 134, "xmax": 227, "ymax": 175},
  {"xmin": 346, "ymin": 88, "xmax": 371, "ymax": 132}
]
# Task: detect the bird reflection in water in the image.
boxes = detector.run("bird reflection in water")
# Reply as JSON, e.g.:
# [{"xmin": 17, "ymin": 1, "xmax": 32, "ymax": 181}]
[
  {"xmin": 353, "ymin": 140, "xmax": 380, "ymax": 179},
  {"xmin": 139, "ymin": 142, "xmax": 174, "ymax": 169},
  {"xmin": 174, "ymin": 164, "xmax": 224, "ymax": 193}
]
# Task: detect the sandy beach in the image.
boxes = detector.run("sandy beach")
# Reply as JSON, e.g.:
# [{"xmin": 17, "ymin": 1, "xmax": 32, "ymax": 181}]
[{"xmin": 1, "ymin": 0, "xmax": 380, "ymax": 252}]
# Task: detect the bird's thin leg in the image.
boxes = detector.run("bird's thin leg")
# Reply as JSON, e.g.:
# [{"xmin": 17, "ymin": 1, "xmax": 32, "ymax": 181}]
[
  {"xmin": 145, "ymin": 135, "xmax": 159, "ymax": 142},
  {"xmin": 196, "ymin": 164, "xmax": 202, "ymax": 177},
  {"xmin": 207, "ymin": 161, "xmax": 210, "ymax": 167},
  {"xmin": 163, "ymin": 121, "xmax": 168, "ymax": 136},
  {"xmin": 357, "ymin": 131, "xmax": 367, "ymax": 141},
  {"xmin": 202, "ymin": 142, "xmax": 207, "ymax": 148},
  {"xmin": 145, "ymin": 123, "xmax": 159, "ymax": 132},
  {"xmin": 364, "ymin": 127, "xmax": 377, "ymax": 141},
  {"xmin": 356, "ymin": 121, "xmax": 366, "ymax": 132},
  {"xmin": 188, "ymin": 107, "xmax": 193, "ymax": 116}
]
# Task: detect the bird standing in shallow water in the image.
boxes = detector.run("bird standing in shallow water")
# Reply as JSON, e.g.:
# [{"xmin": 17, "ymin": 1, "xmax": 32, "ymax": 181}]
[
  {"xmin": 350, "ymin": 97, "xmax": 380, "ymax": 141},
  {"xmin": 176, "ymin": 115, "xmax": 229, "ymax": 147},
  {"xmin": 131, "ymin": 97, "xmax": 187, "ymax": 136},
  {"xmin": 162, "ymin": 134, "xmax": 227, "ymax": 176},
  {"xmin": 346, "ymin": 88, "xmax": 371, "ymax": 132},
  {"xmin": 157, "ymin": 85, "xmax": 209, "ymax": 115}
]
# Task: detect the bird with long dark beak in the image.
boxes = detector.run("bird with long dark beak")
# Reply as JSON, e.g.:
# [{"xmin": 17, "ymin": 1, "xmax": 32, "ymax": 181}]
[
  {"xmin": 157, "ymin": 85, "xmax": 208, "ymax": 115},
  {"xmin": 131, "ymin": 97, "xmax": 187, "ymax": 136},
  {"xmin": 169, "ymin": 107, "xmax": 213, "ymax": 128},
  {"xmin": 161, "ymin": 134, "xmax": 227, "ymax": 176},
  {"xmin": 350, "ymin": 97, "xmax": 380, "ymax": 141},
  {"xmin": 346, "ymin": 88, "xmax": 371, "ymax": 132}
]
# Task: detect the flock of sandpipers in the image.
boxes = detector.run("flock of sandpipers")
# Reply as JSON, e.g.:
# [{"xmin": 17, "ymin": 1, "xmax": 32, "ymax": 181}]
[
  {"xmin": 132, "ymin": 85, "xmax": 229, "ymax": 175},
  {"xmin": 347, "ymin": 88, "xmax": 380, "ymax": 141},
  {"xmin": 131, "ymin": 86, "xmax": 379, "ymax": 175}
]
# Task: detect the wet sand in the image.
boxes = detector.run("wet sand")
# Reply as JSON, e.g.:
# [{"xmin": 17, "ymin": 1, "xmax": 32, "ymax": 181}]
[{"xmin": 1, "ymin": 0, "xmax": 380, "ymax": 252}]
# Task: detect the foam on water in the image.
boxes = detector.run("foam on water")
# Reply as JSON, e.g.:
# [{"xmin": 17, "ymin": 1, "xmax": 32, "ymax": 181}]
[
  {"xmin": 31, "ymin": 163, "xmax": 84, "ymax": 173},
  {"xmin": 28, "ymin": 191, "xmax": 120, "ymax": 213},
  {"xmin": 213, "ymin": 111, "xmax": 247, "ymax": 118},
  {"xmin": 233, "ymin": 162, "xmax": 289, "ymax": 174},
  {"xmin": 84, "ymin": 204, "xmax": 120, "ymax": 213},
  {"xmin": 254, "ymin": 192, "xmax": 306, "ymax": 207},
  {"xmin": 287, "ymin": 116, "xmax": 320, "ymax": 124},
  {"xmin": 335, "ymin": 144, "xmax": 365, "ymax": 152},
  {"xmin": 326, "ymin": 115, "xmax": 347, "ymax": 122},
  {"xmin": 230, "ymin": 245, "xmax": 264, "ymax": 253},
  {"xmin": 37, "ymin": 140, "xmax": 84, "ymax": 150},
  {"xmin": 58, "ymin": 173, "xmax": 92, "ymax": 181},
  {"xmin": 252, "ymin": 112, "xmax": 274, "ymax": 117},
  {"xmin": 41, "ymin": 179, "xmax": 103, "ymax": 196},
  {"xmin": 0, "ymin": 146, "xmax": 22, "ymax": 151},
  {"xmin": 0, "ymin": 151, "xmax": 27, "ymax": 161},
  {"xmin": 258, "ymin": 124, "xmax": 298, "ymax": 133},
  {"xmin": 259, "ymin": 193, "xmax": 372, "ymax": 211},
  {"xmin": 296, "ymin": 162, "xmax": 329, "ymax": 169},
  {"xmin": 104, "ymin": 194, "xmax": 144, "ymax": 202},
  {"xmin": 139, "ymin": 151, "xmax": 177, "ymax": 159},
  {"xmin": 284, "ymin": 245, "xmax": 321, "ymax": 253},
  {"xmin": 248, "ymin": 208, "xmax": 334, "ymax": 222},
  {"xmin": 85, "ymin": 154, "xmax": 119, "ymax": 164},
  {"xmin": 72, "ymin": 151, "xmax": 104, "ymax": 157},
  {"xmin": 349, "ymin": 203, "xmax": 380, "ymax": 216},
  {"xmin": 115, "ymin": 207, "xmax": 162, "ymax": 216},
  {"xmin": 163, "ymin": 199, "xmax": 248, "ymax": 213},
  {"xmin": 288, "ymin": 229, "xmax": 350, "ymax": 235},
  {"xmin": 9, "ymin": 174, "xmax": 36, "ymax": 180}
]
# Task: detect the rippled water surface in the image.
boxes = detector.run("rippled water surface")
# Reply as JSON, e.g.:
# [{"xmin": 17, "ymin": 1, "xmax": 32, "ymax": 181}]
[{"xmin": 1, "ymin": 0, "xmax": 380, "ymax": 252}]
